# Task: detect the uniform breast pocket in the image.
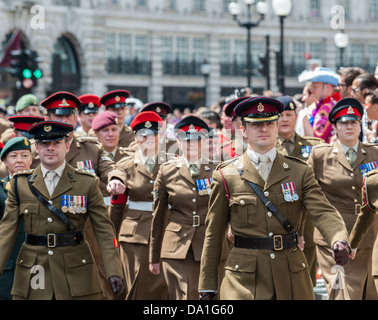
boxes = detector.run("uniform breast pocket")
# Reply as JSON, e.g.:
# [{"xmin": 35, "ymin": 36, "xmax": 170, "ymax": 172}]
[
  {"xmin": 229, "ymin": 194, "xmax": 258, "ymax": 226},
  {"xmin": 276, "ymin": 188, "xmax": 303, "ymax": 227},
  {"xmin": 19, "ymin": 203, "xmax": 40, "ymax": 234}
]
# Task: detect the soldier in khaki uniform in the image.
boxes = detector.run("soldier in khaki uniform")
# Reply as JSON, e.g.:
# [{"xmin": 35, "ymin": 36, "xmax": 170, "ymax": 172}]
[
  {"xmin": 42, "ymin": 91, "xmax": 126, "ymax": 300},
  {"xmin": 100, "ymin": 90, "xmax": 135, "ymax": 148},
  {"xmin": 0, "ymin": 120, "xmax": 124, "ymax": 299},
  {"xmin": 110, "ymin": 111, "xmax": 169, "ymax": 300},
  {"xmin": 149, "ymin": 115, "xmax": 227, "ymax": 300},
  {"xmin": 198, "ymin": 96, "xmax": 350, "ymax": 300},
  {"xmin": 349, "ymin": 168, "xmax": 378, "ymax": 292},
  {"xmin": 308, "ymin": 97, "xmax": 378, "ymax": 299},
  {"xmin": 75, "ymin": 94, "xmax": 100, "ymax": 137},
  {"xmin": 275, "ymin": 95, "xmax": 323, "ymax": 286}
]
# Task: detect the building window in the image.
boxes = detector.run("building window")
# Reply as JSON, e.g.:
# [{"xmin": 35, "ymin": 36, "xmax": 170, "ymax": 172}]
[
  {"xmin": 165, "ymin": 0, "xmax": 176, "ymax": 10},
  {"xmin": 194, "ymin": 0, "xmax": 205, "ymax": 12},
  {"xmin": 219, "ymin": 38, "xmax": 264, "ymax": 77},
  {"xmin": 369, "ymin": 0, "xmax": 378, "ymax": 20},
  {"xmin": 310, "ymin": 0, "xmax": 321, "ymax": 18},
  {"xmin": 106, "ymin": 33, "xmax": 151, "ymax": 75},
  {"xmin": 136, "ymin": 0, "xmax": 148, "ymax": 7},
  {"xmin": 162, "ymin": 36, "xmax": 206, "ymax": 76}
]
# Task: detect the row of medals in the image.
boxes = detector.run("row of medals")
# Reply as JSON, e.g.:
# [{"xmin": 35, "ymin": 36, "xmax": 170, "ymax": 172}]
[{"xmin": 61, "ymin": 204, "xmax": 86, "ymax": 214}]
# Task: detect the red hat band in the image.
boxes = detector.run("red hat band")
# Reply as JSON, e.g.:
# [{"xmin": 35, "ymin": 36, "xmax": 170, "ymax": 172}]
[
  {"xmin": 178, "ymin": 124, "xmax": 206, "ymax": 133},
  {"xmin": 44, "ymin": 99, "xmax": 78, "ymax": 110},
  {"xmin": 103, "ymin": 96, "xmax": 127, "ymax": 108},
  {"xmin": 334, "ymin": 106, "xmax": 361, "ymax": 120}
]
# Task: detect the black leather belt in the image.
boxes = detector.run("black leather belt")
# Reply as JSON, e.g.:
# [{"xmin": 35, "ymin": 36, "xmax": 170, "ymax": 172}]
[
  {"xmin": 25, "ymin": 232, "xmax": 84, "ymax": 248},
  {"xmin": 234, "ymin": 233, "xmax": 298, "ymax": 251}
]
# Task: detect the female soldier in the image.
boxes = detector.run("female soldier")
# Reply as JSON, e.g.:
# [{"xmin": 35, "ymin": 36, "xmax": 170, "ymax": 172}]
[
  {"xmin": 109, "ymin": 111, "xmax": 169, "ymax": 300},
  {"xmin": 149, "ymin": 115, "xmax": 226, "ymax": 300},
  {"xmin": 308, "ymin": 97, "xmax": 378, "ymax": 299}
]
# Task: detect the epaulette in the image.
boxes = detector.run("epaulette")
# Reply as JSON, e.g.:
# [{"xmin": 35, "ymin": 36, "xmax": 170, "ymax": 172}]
[
  {"xmin": 76, "ymin": 136, "xmax": 99, "ymax": 144},
  {"xmin": 301, "ymin": 136, "xmax": 324, "ymax": 143},
  {"xmin": 74, "ymin": 168, "xmax": 96, "ymax": 177},
  {"xmin": 216, "ymin": 156, "xmax": 239, "ymax": 170},
  {"xmin": 14, "ymin": 169, "xmax": 34, "ymax": 176},
  {"xmin": 284, "ymin": 154, "xmax": 308, "ymax": 165}
]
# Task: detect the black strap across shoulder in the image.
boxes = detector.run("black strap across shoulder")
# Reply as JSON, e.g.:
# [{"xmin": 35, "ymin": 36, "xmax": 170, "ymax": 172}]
[
  {"xmin": 26, "ymin": 175, "xmax": 76, "ymax": 232},
  {"xmin": 244, "ymin": 180, "xmax": 295, "ymax": 234}
]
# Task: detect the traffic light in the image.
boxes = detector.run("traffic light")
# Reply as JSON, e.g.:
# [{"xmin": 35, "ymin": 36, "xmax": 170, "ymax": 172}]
[
  {"xmin": 9, "ymin": 49, "xmax": 42, "ymax": 89},
  {"xmin": 258, "ymin": 53, "xmax": 268, "ymax": 77}
]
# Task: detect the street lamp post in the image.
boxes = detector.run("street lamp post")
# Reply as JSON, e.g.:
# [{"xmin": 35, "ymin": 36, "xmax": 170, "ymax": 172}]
[
  {"xmin": 272, "ymin": 0, "xmax": 292, "ymax": 95},
  {"xmin": 228, "ymin": 0, "xmax": 268, "ymax": 91},
  {"xmin": 334, "ymin": 29, "xmax": 349, "ymax": 68},
  {"xmin": 201, "ymin": 61, "xmax": 211, "ymax": 108}
]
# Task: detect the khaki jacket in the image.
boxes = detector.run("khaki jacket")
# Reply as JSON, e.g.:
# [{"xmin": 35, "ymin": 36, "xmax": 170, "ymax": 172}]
[
  {"xmin": 307, "ymin": 141, "xmax": 378, "ymax": 248},
  {"xmin": 149, "ymin": 157, "xmax": 221, "ymax": 262},
  {"xmin": 0, "ymin": 163, "xmax": 123, "ymax": 299},
  {"xmin": 199, "ymin": 151, "xmax": 349, "ymax": 299}
]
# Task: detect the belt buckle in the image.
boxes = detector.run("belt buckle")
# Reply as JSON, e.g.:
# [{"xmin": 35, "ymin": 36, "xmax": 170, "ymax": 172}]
[
  {"xmin": 192, "ymin": 215, "xmax": 200, "ymax": 227},
  {"xmin": 273, "ymin": 235, "xmax": 283, "ymax": 251},
  {"xmin": 47, "ymin": 233, "xmax": 56, "ymax": 248}
]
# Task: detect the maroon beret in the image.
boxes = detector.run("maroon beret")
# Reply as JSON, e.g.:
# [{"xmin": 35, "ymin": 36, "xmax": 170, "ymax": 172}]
[{"xmin": 92, "ymin": 111, "xmax": 119, "ymax": 131}]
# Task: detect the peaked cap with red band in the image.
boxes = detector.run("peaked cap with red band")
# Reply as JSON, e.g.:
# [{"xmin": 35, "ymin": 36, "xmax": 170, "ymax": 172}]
[
  {"xmin": 78, "ymin": 94, "xmax": 101, "ymax": 114},
  {"xmin": 9, "ymin": 115, "xmax": 45, "ymax": 132},
  {"xmin": 100, "ymin": 90, "xmax": 130, "ymax": 109},
  {"xmin": 328, "ymin": 97, "xmax": 364, "ymax": 124},
  {"xmin": 41, "ymin": 91, "xmax": 81, "ymax": 115},
  {"xmin": 224, "ymin": 96, "xmax": 250, "ymax": 118},
  {"xmin": 140, "ymin": 102, "xmax": 171, "ymax": 119},
  {"xmin": 234, "ymin": 96, "xmax": 284, "ymax": 123},
  {"xmin": 174, "ymin": 115, "xmax": 209, "ymax": 140},
  {"xmin": 130, "ymin": 111, "xmax": 162, "ymax": 134}
]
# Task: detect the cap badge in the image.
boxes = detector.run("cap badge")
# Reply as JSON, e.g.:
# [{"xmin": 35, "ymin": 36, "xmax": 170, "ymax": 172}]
[
  {"xmin": 258, "ymin": 103, "xmax": 264, "ymax": 112},
  {"xmin": 88, "ymin": 102, "xmax": 94, "ymax": 108},
  {"xmin": 156, "ymin": 107, "xmax": 161, "ymax": 113},
  {"xmin": 59, "ymin": 99, "xmax": 70, "ymax": 107},
  {"xmin": 290, "ymin": 102, "xmax": 294, "ymax": 109},
  {"xmin": 115, "ymin": 96, "xmax": 120, "ymax": 102},
  {"xmin": 115, "ymin": 117, "xmax": 119, "ymax": 125},
  {"xmin": 44, "ymin": 125, "xmax": 52, "ymax": 132},
  {"xmin": 24, "ymin": 138, "xmax": 29, "ymax": 146},
  {"xmin": 145, "ymin": 121, "xmax": 152, "ymax": 128},
  {"xmin": 347, "ymin": 106, "xmax": 354, "ymax": 114},
  {"xmin": 188, "ymin": 124, "xmax": 197, "ymax": 133}
]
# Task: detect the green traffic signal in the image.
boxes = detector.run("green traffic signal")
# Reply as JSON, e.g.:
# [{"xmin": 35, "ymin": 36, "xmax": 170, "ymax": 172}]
[
  {"xmin": 33, "ymin": 69, "xmax": 42, "ymax": 79},
  {"xmin": 22, "ymin": 68, "xmax": 32, "ymax": 79}
]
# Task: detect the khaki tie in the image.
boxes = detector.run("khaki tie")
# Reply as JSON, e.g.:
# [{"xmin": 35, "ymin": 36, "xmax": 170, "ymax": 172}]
[
  {"xmin": 46, "ymin": 171, "xmax": 57, "ymax": 196},
  {"xmin": 283, "ymin": 139, "xmax": 293, "ymax": 155},
  {"xmin": 145, "ymin": 158, "xmax": 155, "ymax": 174},
  {"xmin": 346, "ymin": 148, "xmax": 355, "ymax": 167},
  {"xmin": 258, "ymin": 155, "xmax": 270, "ymax": 182},
  {"xmin": 189, "ymin": 164, "xmax": 200, "ymax": 178}
]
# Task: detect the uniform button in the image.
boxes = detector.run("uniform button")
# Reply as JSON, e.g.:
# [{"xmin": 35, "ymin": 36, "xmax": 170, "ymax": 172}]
[
  {"xmin": 269, "ymin": 232, "xmax": 274, "ymax": 237},
  {"xmin": 149, "ymin": 180, "xmax": 154, "ymax": 184},
  {"xmin": 352, "ymin": 186, "xmax": 356, "ymax": 190},
  {"xmin": 240, "ymin": 200, "xmax": 245, "ymax": 205},
  {"xmin": 354, "ymin": 199, "xmax": 358, "ymax": 203},
  {"xmin": 192, "ymin": 187, "xmax": 196, "ymax": 191},
  {"xmin": 264, "ymin": 191, "xmax": 269, "ymax": 197},
  {"xmin": 47, "ymin": 217, "xmax": 53, "ymax": 222},
  {"xmin": 267, "ymin": 211, "xmax": 272, "ymax": 217},
  {"xmin": 350, "ymin": 173, "xmax": 354, "ymax": 177},
  {"xmin": 193, "ymin": 211, "xmax": 196, "ymax": 215},
  {"xmin": 24, "ymin": 209, "xmax": 28, "ymax": 214},
  {"xmin": 192, "ymin": 199, "xmax": 196, "ymax": 203},
  {"xmin": 302, "ymin": 263, "xmax": 306, "ymax": 268},
  {"xmin": 48, "ymin": 250, "xmax": 53, "ymax": 256},
  {"xmin": 235, "ymin": 264, "xmax": 239, "ymax": 270},
  {"xmin": 270, "ymin": 253, "xmax": 275, "ymax": 259},
  {"xmin": 82, "ymin": 259, "xmax": 87, "ymax": 264},
  {"xmin": 20, "ymin": 259, "xmax": 23, "ymax": 264}
]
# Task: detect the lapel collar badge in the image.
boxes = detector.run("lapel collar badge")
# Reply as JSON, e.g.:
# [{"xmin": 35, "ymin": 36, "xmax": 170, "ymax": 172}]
[
  {"xmin": 362, "ymin": 148, "xmax": 366, "ymax": 154},
  {"xmin": 205, "ymin": 166, "xmax": 210, "ymax": 171},
  {"xmin": 258, "ymin": 102, "xmax": 264, "ymax": 112},
  {"xmin": 283, "ymin": 162, "xmax": 289, "ymax": 169}
]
